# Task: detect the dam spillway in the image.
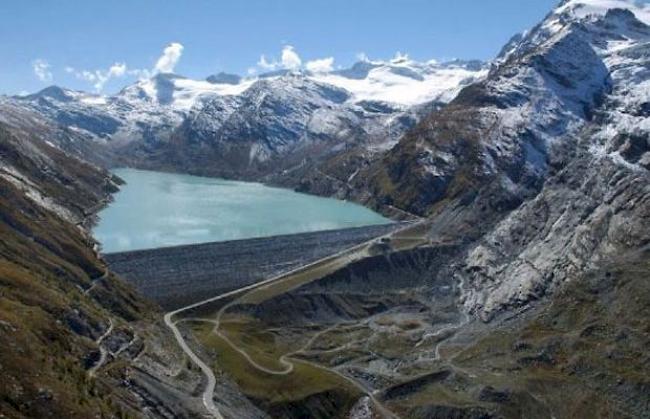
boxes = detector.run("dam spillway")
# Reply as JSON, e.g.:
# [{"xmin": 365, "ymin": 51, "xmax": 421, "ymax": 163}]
[{"xmin": 104, "ymin": 223, "xmax": 407, "ymax": 309}]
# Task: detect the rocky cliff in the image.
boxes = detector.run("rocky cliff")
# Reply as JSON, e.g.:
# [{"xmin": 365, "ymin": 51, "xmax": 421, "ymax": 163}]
[{"xmin": 0, "ymin": 120, "xmax": 215, "ymax": 418}]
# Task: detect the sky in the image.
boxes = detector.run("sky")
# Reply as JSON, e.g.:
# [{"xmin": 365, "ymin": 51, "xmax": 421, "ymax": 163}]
[{"xmin": 0, "ymin": 0, "xmax": 562, "ymax": 95}]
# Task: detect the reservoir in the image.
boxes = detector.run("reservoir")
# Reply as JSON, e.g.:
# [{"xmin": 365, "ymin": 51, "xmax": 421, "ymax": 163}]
[{"xmin": 94, "ymin": 168, "xmax": 391, "ymax": 253}]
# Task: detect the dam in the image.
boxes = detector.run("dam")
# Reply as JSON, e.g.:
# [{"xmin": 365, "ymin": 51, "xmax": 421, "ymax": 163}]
[
  {"xmin": 104, "ymin": 223, "xmax": 408, "ymax": 309},
  {"xmin": 95, "ymin": 168, "xmax": 402, "ymax": 308}
]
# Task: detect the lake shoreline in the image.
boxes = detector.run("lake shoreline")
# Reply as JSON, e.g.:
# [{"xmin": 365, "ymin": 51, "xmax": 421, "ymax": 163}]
[{"xmin": 94, "ymin": 168, "xmax": 391, "ymax": 253}]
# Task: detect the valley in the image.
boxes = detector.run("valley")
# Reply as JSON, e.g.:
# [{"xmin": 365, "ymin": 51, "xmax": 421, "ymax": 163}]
[
  {"xmin": 0, "ymin": 0, "xmax": 649, "ymax": 418},
  {"xmin": 167, "ymin": 220, "xmax": 433, "ymax": 418}
]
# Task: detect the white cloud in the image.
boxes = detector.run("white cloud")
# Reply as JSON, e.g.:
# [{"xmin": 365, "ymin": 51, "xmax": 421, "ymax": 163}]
[
  {"xmin": 391, "ymin": 51, "xmax": 410, "ymax": 63},
  {"xmin": 128, "ymin": 68, "xmax": 153, "ymax": 80},
  {"xmin": 79, "ymin": 70, "xmax": 96, "ymax": 82},
  {"xmin": 306, "ymin": 57, "xmax": 334, "ymax": 73},
  {"xmin": 255, "ymin": 45, "xmax": 304, "ymax": 72},
  {"xmin": 68, "ymin": 62, "xmax": 129, "ymax": 92},
  {"xmin": 108, "ymin": 62, "xmax": 127, "ymax": 77},
  {"xmin": 281, "ymin": 45, "xmax": 302, "ymax": 70},
  {"xmin": 257, "ymin": 54, "xmax": 277, "ymax": 70},
  {"xmin": 65, "ymin": 42, "xmax": 183, "ymax": 92},
  {"xmin": 32, "ymin": 59, "xmax": 53, "ymax": 82},
  {"xmin": 356, "ymin": 52, "xmax": 370, "ymax": 62},
  {"xmin": 154, "ymin": 42, "xmax": 184, "ymax": 73}
]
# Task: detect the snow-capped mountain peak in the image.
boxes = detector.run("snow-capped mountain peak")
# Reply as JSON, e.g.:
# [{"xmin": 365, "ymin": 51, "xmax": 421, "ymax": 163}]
[
  {"xmin": 0, "ymin": 55, "xmax": 488, "ymax": 166},
  {"xmin": 312, "ymin": 58, "xmax": 488, "ymax": 106},
  {"xmin": 104, "ymin": 56, "xmax": 488, "ymax": 112},
  {"xmin": 7, "ymin": 52, "xmax": 489, "ymax": 131},
  {"xmin": 114, "ymin": 72, "xmax": 255, "ymax": 111},
  {"xmin": 206, "ymin": 72, "xmax": 242, "ymax": 85},
  {"xmin": 555, "ymin": 0, "xmax": 650, "ymax": 25},
  {"xmin": 21, "ymin": 85, "xmax": 107, "ymax": 106},
  {"xmin": 24, "ymin": 85, "xmax": 77, "ymax": 102}
]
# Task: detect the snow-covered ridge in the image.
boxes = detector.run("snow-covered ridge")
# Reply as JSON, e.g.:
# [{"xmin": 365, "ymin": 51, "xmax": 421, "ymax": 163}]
[
  {"xmin": 514, "ymin": 0, "xmax": 650, "ymax": 172},
  {"xmin": 313, "ymin": 59, "xmax": 487, "ymax": 106},
  {"xmin": 1, "ymin": 58, "xmax": 487, "ymax": 149},
  {"xmin": 498, "ymin": 0, "xmax": 650, "ymax": 65},
  {"xmin": 15, "ymin": 58, "xmax": 488, "ymax": 113},
  {"xmin": 556, "ymin": 0, "xmax": 650, "ymax": 25},
  {"xmin": 113, "ymin": 57, "xmax": 487, "ymax": 111},
  {"xmin": 117, "ymin": 73, "xmax": 256, "ymax": 111},
  {"xmin": 457, "ymin": 0, "xmax": 650, "ymax": 317}
]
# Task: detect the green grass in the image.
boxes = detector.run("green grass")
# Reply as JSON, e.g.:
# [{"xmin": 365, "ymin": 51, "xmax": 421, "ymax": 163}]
[
  {"xmin": 0, "ymin": 157, "xmax": 152, "ymax": 418},
  {"xmin": 216, "ymin": 316, "xmax": 294, "ymax": 371},
  {"xmin": 192, "ymin": 322, "xmax": 362, "ymax": 404}
]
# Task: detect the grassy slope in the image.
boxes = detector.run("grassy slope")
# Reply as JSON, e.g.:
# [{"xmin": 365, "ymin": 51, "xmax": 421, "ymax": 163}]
[
  {"xmin": 0, "ymin": 123, "xmax": 154, "ymax": 418},
  {"xmin": 191, "ymin": 321, "xmax": 362, "ymax": 418}
]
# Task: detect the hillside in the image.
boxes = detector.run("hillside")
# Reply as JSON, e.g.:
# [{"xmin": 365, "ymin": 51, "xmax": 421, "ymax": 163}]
[
  {"xmin": 0, "ymin": 121, "xmax": 213, "ymax": 418},
  {"xmin": 0, "ymin": 0, "xmax": 649, "ymax": 417}
]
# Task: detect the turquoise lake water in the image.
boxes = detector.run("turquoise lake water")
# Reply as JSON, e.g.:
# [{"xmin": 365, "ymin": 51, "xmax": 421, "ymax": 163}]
[{"xmin": 94, "ymin": 168, "xmax": 390, "ymax": 253}]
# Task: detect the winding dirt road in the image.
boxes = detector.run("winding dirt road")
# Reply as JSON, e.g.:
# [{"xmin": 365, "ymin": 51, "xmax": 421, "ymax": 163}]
[
  {"xmin": 164, "ymin": 221, "xmax": 423, "ymax": 418},
  {"xmin": 88, "ymin": 318, "xmax": 114, "ymax": 378}
]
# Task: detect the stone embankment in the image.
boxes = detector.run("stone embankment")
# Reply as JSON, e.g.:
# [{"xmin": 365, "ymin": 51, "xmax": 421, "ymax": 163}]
[{"xmin": 105, "ymin": 223, "xmax": 406, "ymax": 309}]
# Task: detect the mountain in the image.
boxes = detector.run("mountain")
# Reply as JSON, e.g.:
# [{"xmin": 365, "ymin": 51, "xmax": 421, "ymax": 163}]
[
  {"xmin": 229, "ymin": 2, "xmax": 649, "ymax": 416},
  {"xmin": 0, "ymin": 118, "xmax": 220, "ymax": 417},
  {"xmin": 206, "ymin": 72, "xmax": 242, "ymax": 85},
  {"xmin": 349, "ymin": 0, "xmax": 650, "ymax": 318},
  {"xmin": 0, "ymin": 60, "xmax": 485, "ymax": 174},
  {"xmin": 1, "ymin": 0, "xmax": 649, "ymax": 417},
  {"xmin": 319, "ymin": 58, "xmax": 487, "ymax": 106},
  {"xmin": 146, "ymin": 73, "xmax": 426, "ymax": 179}
]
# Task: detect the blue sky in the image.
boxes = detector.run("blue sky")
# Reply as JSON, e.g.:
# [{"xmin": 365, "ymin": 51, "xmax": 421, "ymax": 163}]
[{"xmin": 0, "ymin": 0, "xmax": 560, "ymax": 95}]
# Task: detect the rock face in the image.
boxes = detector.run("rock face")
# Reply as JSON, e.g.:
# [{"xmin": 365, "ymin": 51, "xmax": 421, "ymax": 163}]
[
  {"xmin": 0, "ymin": 119, "xmax": 220, "ymax": 418},
  {"xmin": 149, "ymin": 74, "xmax": 422, "ymax": 179},
  {"xmin": 0, "ymin": 117, "xmax": 119, "ymax": 225},
  {"xmin": 1, "ymin": 1, "xmax": 650, "ymax": 417},
  {"xmin": 463, "ymin": 138, "xmax": 650, "ymax": 320},
  {"xmin": 346, "ymin": 1, "xmax": 650, "ymax": 319}
]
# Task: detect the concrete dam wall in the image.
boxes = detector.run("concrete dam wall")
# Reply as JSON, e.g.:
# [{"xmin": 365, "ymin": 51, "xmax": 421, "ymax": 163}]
[{"xmin": 104, "ymin": 223, "xmax": 405, "ymax": 309}]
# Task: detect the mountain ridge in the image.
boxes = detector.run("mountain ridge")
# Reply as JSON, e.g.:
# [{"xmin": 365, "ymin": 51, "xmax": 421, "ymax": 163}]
[
  {"xmin": 1, "ymin": 0, "xmax": 649, "ymax": 417},
  {"xmin": 0, "ymin": 58, "xmax": 488, "ymax": 178}
]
